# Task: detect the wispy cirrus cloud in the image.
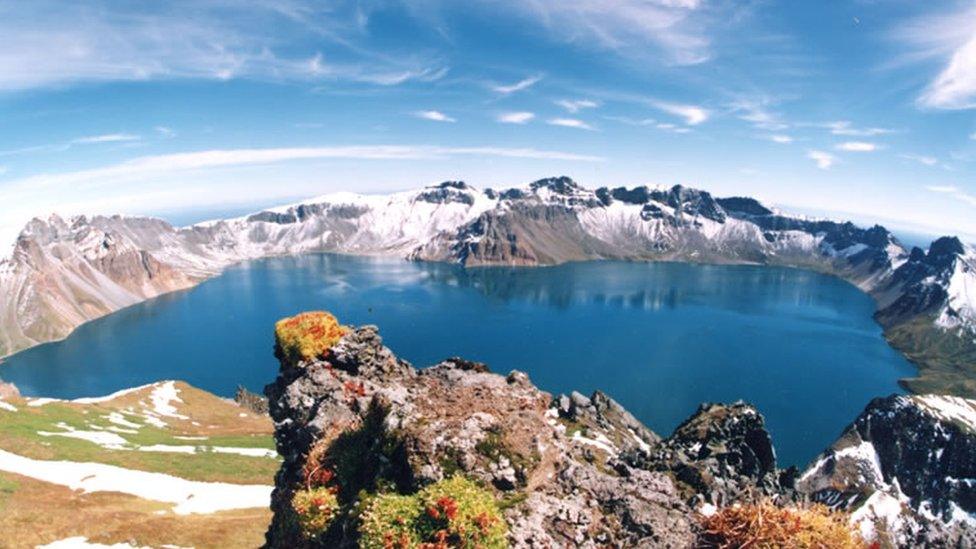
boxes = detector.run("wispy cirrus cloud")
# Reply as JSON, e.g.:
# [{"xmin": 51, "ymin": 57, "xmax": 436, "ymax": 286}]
[
  {"xmin": 822, "ymin": 121, "xmax": 893, "ymax": 137},
  {"xmin": 547, "ymin": 118, "xmax": 595, "ymax": 130},
  {"xmin": 836, "ymin": 141, "xmax": 879, "ymax": 152},
  {"xmin": 926, "ymin": 184, "xmax": 976, "ymax": 207},
  {"xmin": 807, "ymin": 150, "xmax": 837, "ymax": 170},
  {"xmin": 415, "ymin": 110, "xmax": 456, "ymax": 123},
  {"xmin": 604, "ymin": 116, "xmax": 690, "ymax": 133},
  {"xmin": 4, "ymin": 145, "xmax": 604, "ymax": 192},
  {"xmin": 502, "ymin": 0, "xmax": 717, "ymax": 66},
  {"xmin": 72, "ymin": 133, "xmax": 141, "ymax": 144},
  {"xmin": 768, "ymin": 135, "xmax": 793, "ymax": 144},
  {"xmin": 491, "ymin": 75, "xmax": 542, "ymax": 94},
  {"xmin": 729, "ymin": 98, "xmax": 788, "ymax": 131},
  {"xmin": 497, "ymin": 112, "xmax": 535, "ymax": 124},
  {"xmin": 0, "ymin": 0, "xmax": 447, "ymax": 91},
  {"xmin": 555, "ymin": 99, "xmax": 598, "ymax": 113},
  {"xmin": 901, "ymin": 154, "xmax": 938, "ymax": 166},
  {"xmin": 891, "ymin": 5, "xmax": 976, "ymax": 110},
  {"xmin": 651, "ymin": 101, "xmax": 709, "ymax": 125}
]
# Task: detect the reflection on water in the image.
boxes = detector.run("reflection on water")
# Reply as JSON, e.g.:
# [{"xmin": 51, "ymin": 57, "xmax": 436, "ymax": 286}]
[{"xmin": 0, "ymin": 253, "xmax": 916, "ymax": 466}]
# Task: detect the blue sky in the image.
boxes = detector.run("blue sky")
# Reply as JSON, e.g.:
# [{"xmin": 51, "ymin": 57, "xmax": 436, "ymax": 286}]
[{"xmin": 2, "ymin": 0, "xmax": 976, "ymax": 247}]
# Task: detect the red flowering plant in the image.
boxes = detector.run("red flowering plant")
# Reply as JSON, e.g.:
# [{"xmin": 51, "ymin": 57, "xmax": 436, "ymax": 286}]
[{"xmin": 358, "ymin": 476, "xmax": 507, "ymax": 548}]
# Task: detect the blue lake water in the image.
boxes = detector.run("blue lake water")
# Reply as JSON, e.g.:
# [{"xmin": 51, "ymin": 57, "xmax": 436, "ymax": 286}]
[{"xmin": 0, "ymin": 254, "xmax": 917, "ymax": 466}]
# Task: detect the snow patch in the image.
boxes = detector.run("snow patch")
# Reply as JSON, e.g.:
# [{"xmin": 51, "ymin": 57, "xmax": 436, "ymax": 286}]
[
  {"xmin": 0, "ymin": 449, "xmax": 271, "ymax": 514},
  {"xmin": 36, "ymin": 537, "xmax": 148, "ymax": 549},
  {"xmin": 912, "ymin": 395, "xmax": 976, "ymax": 432}
]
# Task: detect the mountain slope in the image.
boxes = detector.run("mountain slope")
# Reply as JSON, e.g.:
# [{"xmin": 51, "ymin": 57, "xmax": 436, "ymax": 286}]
[
  {"xmin": 0, "ymin": 380, "xmax": 275, "ymax": 548},
  {"xmin": 1, "ymin": 176, "xmax": 973, "ymax": 396}
]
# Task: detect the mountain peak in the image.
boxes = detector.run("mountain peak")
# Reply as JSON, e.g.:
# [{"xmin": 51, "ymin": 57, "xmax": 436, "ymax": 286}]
[
  {"xmin": 528, "ymin": 176, "xmax": 580, "ymax": 195},
  {"xmin": 929, "ymin": 236, "xmax": 965, "ymax": 258},
  {"xmin": 430, "ymin": 180, "xmax": 470, "ymax": 191}
]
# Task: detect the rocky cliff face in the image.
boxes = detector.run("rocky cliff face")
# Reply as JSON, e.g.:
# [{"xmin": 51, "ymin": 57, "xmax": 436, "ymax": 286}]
[
  {"xmin": 2, "ymin": 177, "xmax": 973, "ymax": 398},
  {"xmin": 264, "ymin": 321, "xmax": 976, "ymax": 548},
  {"xmin": 798, "ymin": 394, "xmax": 976, "ymax": 547}
]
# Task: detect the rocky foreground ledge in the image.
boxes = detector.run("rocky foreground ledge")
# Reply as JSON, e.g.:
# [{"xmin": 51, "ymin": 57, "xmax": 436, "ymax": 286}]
[{"xmin": 263, "ymin": 313, "xmax": 976, "ymax": 548}]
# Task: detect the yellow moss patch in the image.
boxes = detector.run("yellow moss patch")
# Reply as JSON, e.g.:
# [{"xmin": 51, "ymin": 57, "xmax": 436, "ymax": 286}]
[
  {"xmin": 275, "ymin": 311, "xmax": 349, "ymax": 366},
  {"xmin": 699, "ymin": 500, "xmax": 866, "ymax": 549},
  {"xmin": 292, "ymin": 486, "xmax": 340, "ymax": 539}
]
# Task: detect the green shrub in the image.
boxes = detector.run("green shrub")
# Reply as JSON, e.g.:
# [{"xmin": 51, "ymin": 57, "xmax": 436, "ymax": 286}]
[
  {"xmin": 291, "ymin": 486, "xmax": 340, "ymax": 539},
  {"xmin": 359, "ymin": 476, "xmax": 508, "ymax": 549},
  {"xmin": 275, "ymin": 311, "xmax": 349, "ymax": 366}
]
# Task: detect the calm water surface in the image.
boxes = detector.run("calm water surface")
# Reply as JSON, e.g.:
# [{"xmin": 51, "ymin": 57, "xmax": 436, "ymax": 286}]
[{"xmin": 1, "ymin": 254, "xmax": 917, "ymax": 466}]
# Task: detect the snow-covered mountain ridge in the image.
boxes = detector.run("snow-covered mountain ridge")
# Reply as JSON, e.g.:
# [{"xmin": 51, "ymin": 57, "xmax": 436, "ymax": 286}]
[{"xmin": 1, "ymin": 177, "xmax": 973, "ymax": 396}]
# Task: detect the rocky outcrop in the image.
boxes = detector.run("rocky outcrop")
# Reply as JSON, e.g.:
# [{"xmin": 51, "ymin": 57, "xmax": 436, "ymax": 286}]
[
  {"xmin": 797, "ymin": 394, "xmax": 976, "ymax": 547},
  {"xmin": 639, "ymin": 402, "xmax": 795, "ymax": 509},
  {"xmin": 264, "ymin": 325, "xmax": 706, "ymax": 547}
]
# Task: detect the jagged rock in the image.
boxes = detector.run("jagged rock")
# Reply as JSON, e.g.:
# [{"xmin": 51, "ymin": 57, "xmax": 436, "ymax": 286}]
[
  {"xmin": 639, "ymin": 401, "xmax": 792, "ymax": 509},
  {"xmin": 798, "ymin": 394, "xmax": 976, "ymax": 547}
]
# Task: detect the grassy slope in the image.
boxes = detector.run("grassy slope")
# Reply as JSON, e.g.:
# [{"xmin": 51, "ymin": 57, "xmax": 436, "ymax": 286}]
[
  {"xmin": 0, "ymin": 381, "xmax": 278, "ymax": 547},
  {"xmin": 883, "ymin": 316, "xmax": 976, "ymax": 398}
]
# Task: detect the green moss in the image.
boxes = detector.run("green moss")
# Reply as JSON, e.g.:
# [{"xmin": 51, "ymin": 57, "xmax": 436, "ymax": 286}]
[
  {"xmin": 358, "ymin": 476, "xmax": 508, "ymax": 549},
  {"xmin": 274, "ymin": 311, "xmax": 349, "ymax": 366}
]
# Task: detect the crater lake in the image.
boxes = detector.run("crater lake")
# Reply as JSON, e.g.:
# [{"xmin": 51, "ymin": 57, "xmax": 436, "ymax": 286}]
[{"xmin": 0, "ymin": 254, "xmax": 917, "ymax": 466}]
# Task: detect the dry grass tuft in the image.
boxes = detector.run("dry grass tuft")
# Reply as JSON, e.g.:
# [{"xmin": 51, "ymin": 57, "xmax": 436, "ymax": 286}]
[{"xmin": 698, "ymin": 500, "xmax": 866, "ymax": 549}]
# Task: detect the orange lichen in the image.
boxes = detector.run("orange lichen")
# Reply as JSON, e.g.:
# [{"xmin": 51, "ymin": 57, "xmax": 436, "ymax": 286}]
[{"xmin": 275, "ymin": 311, "xmax": 349, "ymax": 366}]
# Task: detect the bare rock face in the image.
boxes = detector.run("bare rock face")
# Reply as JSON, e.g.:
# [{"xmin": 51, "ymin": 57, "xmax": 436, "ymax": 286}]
[
  {"xmin": 639, "ymin": 402, "xmax": 795, "ymax": 509},
  {"xmin": 797, "ymin": 394, "xmax": 976, "ymax": 547},
  {"xmin": 264, "ymin": 325, "xmax": 699, "ymax": 548}
]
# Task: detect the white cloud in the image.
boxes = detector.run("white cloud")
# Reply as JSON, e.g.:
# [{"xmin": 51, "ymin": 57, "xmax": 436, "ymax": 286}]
[
  {"xmin": 72, "ymin": 134, "xmax": 141, "ymax": 144},
  {"xmin": 0, "ymin": 1, "xmax": 447, "ymax": 91},
  {"xmin": 654, "ymin": 122, "xmax": 691, "ymax": 133},
  {"xmin": 823, "ymin": 121, "xmax": 893, "ymax": 137},
  {"xmin": 506, "ymin": 0, "xmax": 714, "ymax": 66},
  {"xmin": 497, "ymin": 112, "xmax": 535, "ymax": 124},
  {"xmin": 836, "ymin": 141, "xmax": 878, "ymax": 152},
  {"xmin": 491, "ymin": 75, "xmax": 542, "ymax": 94},
  {"xmin": 891, "ymin": 6, "xmax": 976, "ymax": 110},
  {"xmin": 918, "ymin": 28, "xmax": 976, "ymax": 109},
  {"xmin": 807, "ymin": 150, "xmax": 837, "ymax": 170},
  {"xmin": 556, "ymin": 99, "xmax": 598, "ymax": 113},
  {"xmin": 155, "ymin": 126, "xmax": 177, "ymax": 138},
  {"xmin": 547, "ymin": 118, "xmax": 595, "ymax": 130},
  {"xmin": 4, "ymin": 145, "xmax": 604, "ymax": 192},
  {"xmin": 769, "ymin": 134, "xmax": 793, "ymax": 144},
  {"xmin": 651, "ymin": 101, "xmax": 709, "ymax": 125},
  {"xmin": 926, "ymin": 185, "xmax": 976, "ymax": 208},
  {"xmin": 604, "ymin": 116, "xmax": 689, "ymax": 133},
  {"xmin": 901, "ymin": 154, "xmax": 938, "ymax": 166},
  {"xmin": 415, "ymin": 110, "xmax": 456, "ymax": 123},
  {"xmin": 730, "ymin": 98, "xmax": 787, "ymax": 131}
]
